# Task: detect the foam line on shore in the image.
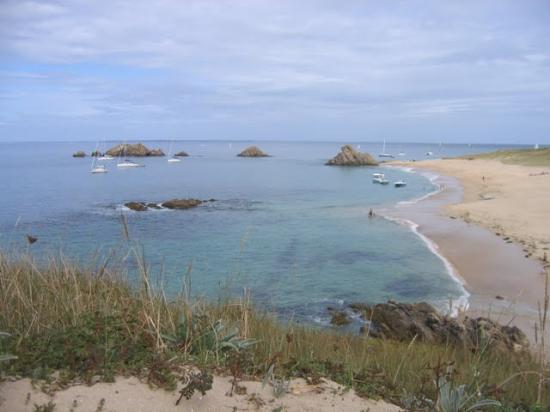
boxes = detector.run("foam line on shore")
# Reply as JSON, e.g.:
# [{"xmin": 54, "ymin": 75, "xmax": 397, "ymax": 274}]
[{"xmin": 383, "ymin": 214, "xmax": 470, "ymax": 316}]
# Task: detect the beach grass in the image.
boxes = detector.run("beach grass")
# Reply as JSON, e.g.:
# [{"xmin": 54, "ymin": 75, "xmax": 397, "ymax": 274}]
[
  {"xmin": 462, "ymin": 147, "xmax": 550, "ymax": 167},
  {"xmin": 0, "ymin": 250, "xmax": 548, "ymax": 409}
]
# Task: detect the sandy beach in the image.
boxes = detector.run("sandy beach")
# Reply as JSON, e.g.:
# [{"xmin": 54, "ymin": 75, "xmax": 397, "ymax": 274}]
[
  {"xmin": 386, "ymin": 157, "xmax": 550, "ymax": 344},
  {"xmin": 0, "ymin": 375, "xmax": 400, "ymax": 412}
]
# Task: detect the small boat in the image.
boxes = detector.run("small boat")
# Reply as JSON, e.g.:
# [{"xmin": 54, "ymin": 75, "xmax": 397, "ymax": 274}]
[
  {"xmin": 373, "ymin": 177, "xmax": 389, "ymax": 185},
  {"xmin": 167, "ymin": 140, "xmax": 181, "ymax": 162},
  {"xmin": 117, "ymin": 159, "xmax": 144, "ymax": 168},
  {"xmin": 378, "ymin": 139, "xmax": 394, "ymax": 158},
  {"xmin": 426, "ymin": 151, "xmax": 434, "ymax": 156},
  {"xmin": 90, "ymin": 164, "xmax": 108, "ymax": 174},
  {"xmin": 372, "ymin": 173, "xmax": 385, "ymax": 178},
  {"xmin": 97, "ymin": 155, "xmax": 114, "ymax": 161},
  {"xmin": 394, "ymin": 181, "xmax": 407, "ymax": 187}
]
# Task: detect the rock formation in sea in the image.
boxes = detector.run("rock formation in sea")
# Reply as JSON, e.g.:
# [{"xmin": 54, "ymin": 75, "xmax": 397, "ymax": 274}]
[
  {"xmin": 72, "ymin": 151, "xmax": 86, "ymax": 157},
  {"xmin": 325, "ymin": 145, "xmax": 378, "ymax": 166},
  {"xmin": 124, "ymin": 199, "xmax": 208, "ymax": 211},
  {"xmin": 174, "ymin": 151, "xmax": 189, "ymax": 157},
  {"xmin": 237, "ymin": 146, "xmax": 270, "ymax": 157},
  {"xmin": 106, "ymin": 143, "xmax": 165, "ymax": 157},
  {"xmin": 349, "ymin": 301, "xmax": 529, "ymax": 354},
  {"xmin": 90, "ymin": 151, "xmax": 102, "ymax": 157},
  {"xmin": 162, "ymin": 199, "xmax": 203, "ymax": 209}
]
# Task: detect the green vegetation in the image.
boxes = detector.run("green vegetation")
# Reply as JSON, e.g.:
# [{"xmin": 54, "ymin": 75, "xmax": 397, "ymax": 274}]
[
  {"xmin": 461, "ymin": 147, "xmax": 550, "ymax": 167},
  {"xmin": 0, "ymin": 251, "xmax": 548, "ymax": 410}
]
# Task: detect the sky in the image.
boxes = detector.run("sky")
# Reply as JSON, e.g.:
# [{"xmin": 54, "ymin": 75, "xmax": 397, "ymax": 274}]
[{"xmin": 1, "ymin": 0, "xmax": 549, "ymax": 143}]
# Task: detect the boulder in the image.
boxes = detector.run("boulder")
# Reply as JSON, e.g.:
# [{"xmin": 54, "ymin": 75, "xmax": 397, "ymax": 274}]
[
  {"xmin": 90, "ymin": 151, "xmax": 102, "ymax": 157},
  {"xmin": 175, "ymin": 151, "xmax": 189, "ymax": 157},
  {"xmin": 330, "ymin": 310, "xmax": 351, "ymax": 326},
  {"xmin": 325, "ymin": 145, "xmax": 378, "ymax": 166},
  {"xmin": 125, "ymin": 202, "xmax": 148, "ymax": 212},
  {"xmin": 237, "ymin": 146, "xmax": 270, "ymax": 157},
  {"xmin": 106, "ymin": 143, "xmax": 165, "ymax": 157},
  {"xmin": 161, "ymin": 199, "xmax": 203, "ymax": 209},
  {"xmin": 353, "ymin": 301, "xmax": 529, "ymax": 354},
  {"xmin": 72, "ymin": 151, "xmax": 86, "ymax": 158}
]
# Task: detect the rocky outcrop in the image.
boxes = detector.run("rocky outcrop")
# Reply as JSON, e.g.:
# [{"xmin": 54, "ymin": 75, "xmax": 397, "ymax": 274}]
[
  {"xmin": 326, "ymin": 145, "xmax": 378, "ymax": 166},
  {"xmin": 175, "ymin": 151, "xmax": 189, "ymax": 157},
  {"xmin": 237, "ymin": 146, "xmax": 270, "ymax": 157},
  {"xmin": 125, "ymin": 199, "xmax": 210, "ymax": 211},
  {"xmin": 162, "ymin": 199, "xmax": 203, "ymax": 209},
  {"xmin": 90, "ymin": 151, "xmax": 102, "ymax": 157},
  {"xmin": 351, "ymin": 301, "xmax": 529, "ymax": 354},
  {"xmin": 106, "ymin": 143, "xmax": 165, "ymax": 157},
  {"xmin": 72, "ymin": 151, "xmax": 86, "ymax": 157},
  {"xmin": 125, "ymin": 202, "xmax": 148, "ymax": 212}
]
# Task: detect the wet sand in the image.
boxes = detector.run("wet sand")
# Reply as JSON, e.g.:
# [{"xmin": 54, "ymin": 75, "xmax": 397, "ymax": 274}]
[{"xmin": 381, "ymin": 166, "xmax": 547, "ymax": 344}]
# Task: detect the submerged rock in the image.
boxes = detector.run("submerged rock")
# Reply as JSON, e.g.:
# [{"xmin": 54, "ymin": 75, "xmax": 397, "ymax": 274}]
[
  {"xmin": 72, "ymin": 151, "xmax": 86, "ymax": 158},
  {"xmin": 106, "ymin": 143, "xmax": 165, "ymax": 157},
  {"xmin": 124, "ymin": 199, "xmax": 213, "ymax": 211},
  {"xmin": 161, "ymin": 199, "xmax": 203, "ymax": 209},
  {"xmin": 325, "ymin": 145, "xmax": 378, "ymax": 166},
  {"xmin": 237, "ymin": 146, "xmax": 270, "ymax": 157},
  {"xmin": 174, "ymin": 151, "xmax": 189, "ymax": 157},
  {"xmin": 353, "ymin": 301, "xmax": 529, "ymax": 354}
]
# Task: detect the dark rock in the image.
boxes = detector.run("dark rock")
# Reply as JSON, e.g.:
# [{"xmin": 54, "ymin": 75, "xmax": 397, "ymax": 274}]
[
  {"xmin": 237, "ymin": 146, "xmax": 270, "ymax": 157},
  {"xmin": 330, "ymin": 310, "xmax": 351, "ymax": 326},
  {"xmin": 495, "ymin": 295, "xmax": 504, "ymax": 300},
  {"xmin": 161, "ymin": 199, "xmax": 203, "ymax": 209},
  {"xmin": 72, "ymin": 151, "xmax": 86, "ymax": 158},
  {"xmin": 125, "ymin": 202, "xmax": 148, "ymax": 212},
  {"xmin": 175, "ymin": 151, "xmax": 189, "ymax": 157},
  {"xmin": 352, "ymin": 301, "xmax": 529, "ymax": 354},
  {"xmin": 106, "ymin": 143, "xmax": 165, "ymax": 157},
  {"xmin": 90, "ymin": 151, "xmax": 102, "ymax": 157},
  {"xmin": 26, "ymin": 234, "xmax": 38, "ymax": 244},
  {"xmin": 325, "ymin": 145, "xmax": 378, "ymax": 166}
]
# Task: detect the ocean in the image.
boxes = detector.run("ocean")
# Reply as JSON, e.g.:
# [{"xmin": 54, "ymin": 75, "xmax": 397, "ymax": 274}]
[{"xmin": 0, "ymin": 140, "xmax": 526, "ymax": 326}]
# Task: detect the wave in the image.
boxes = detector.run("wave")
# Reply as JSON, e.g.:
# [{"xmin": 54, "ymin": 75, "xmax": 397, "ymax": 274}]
[{"xmin": 382, "ymin": 215, "xmax": 470, "ymax": 317}]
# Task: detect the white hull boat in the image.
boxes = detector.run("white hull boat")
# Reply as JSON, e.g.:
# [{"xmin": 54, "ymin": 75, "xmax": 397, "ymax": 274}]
[
  {"xmin": 167, "ymin": 157, "xmax": 181, "ymax": 163},
  {"xmin": 117, "ymin": 160, "xmax": 144, "ymax": 168},
  {"xmin": 97, "ymin": 155, "xmax": 114, "ymax": 161},
  {"xmin": 394, "ymin": 181, "xmax": 407, "ymax": 187},
  {"xmin": 91, "ymin": 165, "xmax": 108, "ymax": 174}
]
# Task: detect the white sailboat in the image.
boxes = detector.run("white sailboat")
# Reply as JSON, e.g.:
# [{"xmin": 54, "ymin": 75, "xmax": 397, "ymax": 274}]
[
  {"xmin": 117, "ymin": 143, "xmax": 144, "ymax": 168},
  {"xmin": 378, "ymin": 139, "xmax": 394, "ymax": 158},
  {"xmin": 90, "ymin": 143, "xmax": 108, "ymax": 173},
  {"xmin": 167, "ymin": 140, "xmax": 181, "ymax": 163}
]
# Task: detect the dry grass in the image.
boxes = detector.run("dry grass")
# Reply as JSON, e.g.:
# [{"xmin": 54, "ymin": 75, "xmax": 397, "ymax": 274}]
[
  {"xmin": 0, "ymin": 250, "xmax": 548, "ymax": 408},
  {"xmin": 461, "ymin": 147, "xmax": 550, "ymax": 167}
]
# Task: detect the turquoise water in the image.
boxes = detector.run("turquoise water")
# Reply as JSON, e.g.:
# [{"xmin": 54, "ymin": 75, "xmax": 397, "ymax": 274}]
[{"xmin": 0, "ymin": 141, "xmax": 526, "ymax": 324}]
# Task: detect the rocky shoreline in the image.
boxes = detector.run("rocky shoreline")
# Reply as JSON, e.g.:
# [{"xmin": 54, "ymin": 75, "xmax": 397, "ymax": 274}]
[{"xmin": 329, "ymin": 301, "xmax": 529, "ymax": 355}]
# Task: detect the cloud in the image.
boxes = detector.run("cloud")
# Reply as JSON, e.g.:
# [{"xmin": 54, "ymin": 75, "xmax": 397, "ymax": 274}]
[{"xmin": 1, "ymin": 0, "xmax": 549, "ymax": 142}]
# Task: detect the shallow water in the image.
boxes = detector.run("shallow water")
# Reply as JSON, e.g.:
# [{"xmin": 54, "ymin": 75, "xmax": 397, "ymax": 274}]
[{"xmin": 0, "ymin": 140, "xmax": 527, "ymax": 324}]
